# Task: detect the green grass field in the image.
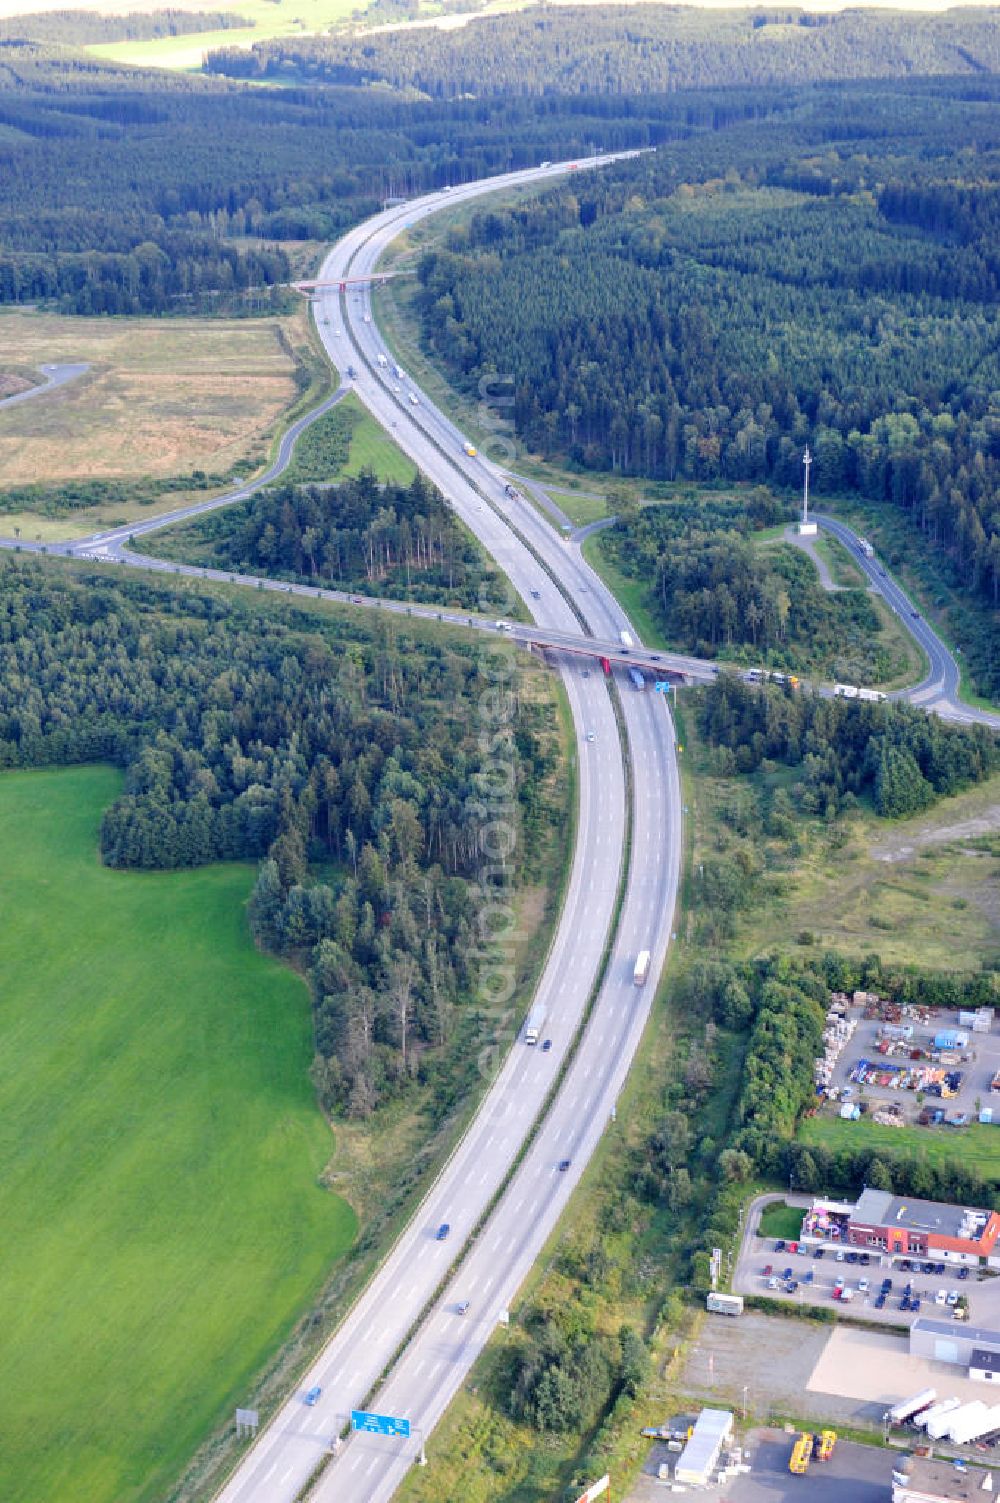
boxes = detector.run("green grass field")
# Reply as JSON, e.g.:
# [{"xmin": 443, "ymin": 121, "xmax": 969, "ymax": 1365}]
[
  {"xmin": 0, "ymin": 764, "xmax": 356, "ymax": 1503},
  {"xmin": 338, "ymin": 392, "xmax": 417, "ymax": 485},
  {"xmin": 800, "ymin": 1115, "xmax": 1000, "ymax": 1184},
  {"xmin": 758, "ymin": 1201, "xmax": 806, "ymax": 1240}
]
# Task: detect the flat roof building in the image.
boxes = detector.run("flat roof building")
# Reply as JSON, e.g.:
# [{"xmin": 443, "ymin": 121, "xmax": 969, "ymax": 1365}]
[
  {"xmin": 674, "ymin": 1408, "xmax": 733, "ymax": 1487},
  {"xmin": 892, "ymin": 1454, "xmax": 999, "ymax": 1502},
  {"xmin": 910, "ymin": 1318, "xmax": 1000, "ymax": 1369},
  {"xmin": 831, "ymin": 1189, "xmax": 1000, "ymax": 1265}
]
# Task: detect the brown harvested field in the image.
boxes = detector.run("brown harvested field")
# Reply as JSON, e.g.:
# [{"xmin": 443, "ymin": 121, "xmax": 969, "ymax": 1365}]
[{"xmin": 0, "ymin": 309, "xmax": 307, "ymax": 490}]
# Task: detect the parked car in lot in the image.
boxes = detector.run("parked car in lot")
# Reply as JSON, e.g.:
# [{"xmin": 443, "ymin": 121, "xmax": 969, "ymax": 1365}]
[
  {"xmin": 835, "ymin": 1249, "xmax": 846, "ymax": 1262},
  {"xmin": 814, "ymin": 1247, "xmax": 825, "ymax": 1259},
  {"xmin": 959, "ymin": 1267, "xmax": 970, "ymax": 1280},
  {"xmin": 763, "ymin": 1264, "xmax": 773, "ymax": 1277},
  {"xmin": 768, "ymin": 1277, "xmax": 779, "ymax": 1290},
  {"xmin": 875, "ymin": 1293, "xmax": 886, "ymax": 1309},
  {"xmin": 912, "ymin": 1297, "xmax": 922, "ymax": 1312},
  {"xmin": 783, "ymin": 1267, "xmax": 794, "ymax": 1281},
  {"xmin": 785, "ymin": 1280, "xmax": 798, "ymax": 1293},
  {"xmin": 900, "ymin": 1296, "xmax": 911, "ymax": 1312},
  {"xmin": 804, "ymin": 1270, "xmax": 814, "ymax": 1285},
  {"xmin": 858, "ymin": 1278, "xmax": 870, "ymax": 1293},
  {"xmin": 834, "ymin": 1275, "xmax": 845, "ymax": 1290},
  {"xmin": 846, "ymin": 1251, "xmax": 859, "ymax": 1264},
  {"xmin": 774, "ymin": 1240, "xmax": 786, "ymax": 1252},
  {"xmin": 859, "ymin": 1253, "xmax": 871, "ymax": 1265},
  {"xmin": 881, "ymin": 1278, "xmax": 893, "ymax": 1293},
  {"xmin": 936, "ymin": 1289, "xmax": 948, "ymax": 1305},
  {"xmin": 947, "ymin": 1290, "xmax": 960, "ymax": 1307}
]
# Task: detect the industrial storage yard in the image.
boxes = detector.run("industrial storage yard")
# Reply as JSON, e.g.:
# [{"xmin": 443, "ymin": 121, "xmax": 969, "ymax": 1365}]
[{"xmin": 816, "ymin": 994, "xmax": 1000, "ymax": 1128}]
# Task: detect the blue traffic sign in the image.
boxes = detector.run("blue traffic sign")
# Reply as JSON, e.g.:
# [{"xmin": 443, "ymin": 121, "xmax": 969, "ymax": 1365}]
[
  {"xmin": 351, "ymin": 1409, "xmax": 411, "ymax": 1438},
  {"xmin": 654, "ymin": 680, "xmax": 672, "ymax": 693}
]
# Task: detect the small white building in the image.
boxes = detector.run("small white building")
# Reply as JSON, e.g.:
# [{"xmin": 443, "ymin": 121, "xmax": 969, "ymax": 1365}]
[
  {"xmin": 675, "ymin": 1408, "xmax": 733, "ymax": 1487},
  {"xmin": 971, "ymin": 1349, "xmax": 1000, "ymax": 1385}
]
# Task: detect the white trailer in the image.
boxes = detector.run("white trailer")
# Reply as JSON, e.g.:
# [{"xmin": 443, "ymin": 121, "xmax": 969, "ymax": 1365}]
[
  {"xmin": 634, "ymin": 950, "xmax": 651, "ymax": 986},
  {"xmin": 619, "ymin": 630, "xmax": 635, "ymax": 649},
  {"xmin": 947, "ymin": 1402, "xmax": 1000, "ymax": 1446},
  {"xmin": 928, "ymin": 1402, "xmax": 982, "ymax": 1441},
  {"xmin": 887, "ymin": 1388, "xmax": 936, "ymax": 1426},
  {"xmin": 912, "ymin": 1397, "xmax": 961, "ymax": 1431}
]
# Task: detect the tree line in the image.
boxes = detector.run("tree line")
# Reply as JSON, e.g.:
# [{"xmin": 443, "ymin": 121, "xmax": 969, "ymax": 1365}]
[
  {"xmin": 146, "ymin": 471, "xmax": 505, "ymax": 611},
  {"xmin": 0, "ymin": 9, "xmax": 250, "ymax": 45},
  {"xmin": 0, "ymin": 557, "xmax": 561, "ymax": 1118}
]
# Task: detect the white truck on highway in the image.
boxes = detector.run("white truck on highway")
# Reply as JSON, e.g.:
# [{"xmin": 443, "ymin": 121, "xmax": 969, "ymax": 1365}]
[
  {"xmin": 377, "ymin": 353, "xmax": 388, "ymax": 367},
  {"xmin": 634, "ymin": 950, "xmax": 651, "ymax": 986},
  {"xmin": 523, "ymin": 1002, "xmax": 546, "ymax": 1045},
  {"xmin": 619, "ymin": 629, "xmax": 635, "ymax": 649},
  {"xmin": 858, "ymin": 537, "xmax": 875, "ymax": 558}
]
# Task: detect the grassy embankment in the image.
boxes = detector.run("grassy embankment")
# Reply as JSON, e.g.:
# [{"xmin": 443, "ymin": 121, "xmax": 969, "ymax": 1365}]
[{"xmin": 0, "ymin": 763, "xmax": 355, "ymax": 1503}]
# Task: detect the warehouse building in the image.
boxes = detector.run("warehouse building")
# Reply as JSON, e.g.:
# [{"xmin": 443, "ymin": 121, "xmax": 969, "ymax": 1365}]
[
  {"xmin": 910, "ymin": 1318, "xmax": 1000, "ymax": 1369},
  {"xmin": 674, "ymin": 1408, "xmax": 733, "ymax": 1487},
  {"xmin": 892, "ymin": 1454, "xmax": 999, "ymax": 1501}
]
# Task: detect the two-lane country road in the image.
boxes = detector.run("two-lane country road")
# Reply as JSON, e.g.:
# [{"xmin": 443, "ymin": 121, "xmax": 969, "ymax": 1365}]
[{"xmin": 816, "ymin": 514, "xmax": 1000, "ymax": 729}]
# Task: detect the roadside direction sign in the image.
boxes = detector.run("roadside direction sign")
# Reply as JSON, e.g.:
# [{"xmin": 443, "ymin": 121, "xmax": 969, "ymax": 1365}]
[{"xmin": 351, "ymin": 1409, "xmax": 411, "ymax": 1438}]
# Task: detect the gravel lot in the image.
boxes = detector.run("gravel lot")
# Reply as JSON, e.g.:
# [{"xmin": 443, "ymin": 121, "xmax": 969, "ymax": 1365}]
[{"xmin": 680, "ymin": 1311, "xmax": 888, "ymax": 1428}]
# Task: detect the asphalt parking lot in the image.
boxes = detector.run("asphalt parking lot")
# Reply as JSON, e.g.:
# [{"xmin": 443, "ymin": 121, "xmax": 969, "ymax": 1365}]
[
  {"xmin": 738, "ymin": 1237, "xmax": 981, "ymax": 1324},
  {"xmin": 625, "ymin": 1428, "xmax": 890, "ymax": 1503},
  {"xmin": 830, "ymin": 1007, "xmax": 1000, "ymax": 1123},
  {"xmin": 732, "ymin": 1195, "xmax": 1000, "ymax": 1328}
]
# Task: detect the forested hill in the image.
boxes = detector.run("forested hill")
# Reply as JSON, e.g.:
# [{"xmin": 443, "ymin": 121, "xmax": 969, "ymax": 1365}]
[
  {"xmin": 205, "ymin": 5, "xmax": 1000, "ymax": 90},
  {"xmin": 0, "ymin": 47, "xmax": 738, "ymax": 315},
  {"xmin": 405, "ymin": 78, "xmax": 1000, "ymax": 691}
]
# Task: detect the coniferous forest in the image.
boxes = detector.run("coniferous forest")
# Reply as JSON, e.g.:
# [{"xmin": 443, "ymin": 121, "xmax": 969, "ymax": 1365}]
[{"xmin": 143, "ymin": 471, "xmax": 507, "ymax": 609}]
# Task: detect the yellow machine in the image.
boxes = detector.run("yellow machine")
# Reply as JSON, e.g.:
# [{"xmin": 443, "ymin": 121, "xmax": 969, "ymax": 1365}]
[
  {"xmin": 815, "ymin": 1430, "xmax": 837, "ymax": 1462},
  {"xmin": 789, "ymin": 1433, "xmax": 813, "ymax": 1475},
  {"xmin": 463, "ymin": 443, "xmax": 478, "ymax": 457}
]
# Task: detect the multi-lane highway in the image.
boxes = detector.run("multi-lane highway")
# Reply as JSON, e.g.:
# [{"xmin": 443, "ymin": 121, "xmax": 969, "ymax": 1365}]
[
  {"xmin": 201, "ymin": 152, "xmax": 683, "ymax": 1503},
  {"xmin": 0, "ymin": 152, "xmax": 997, "ymax": 1503}
]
